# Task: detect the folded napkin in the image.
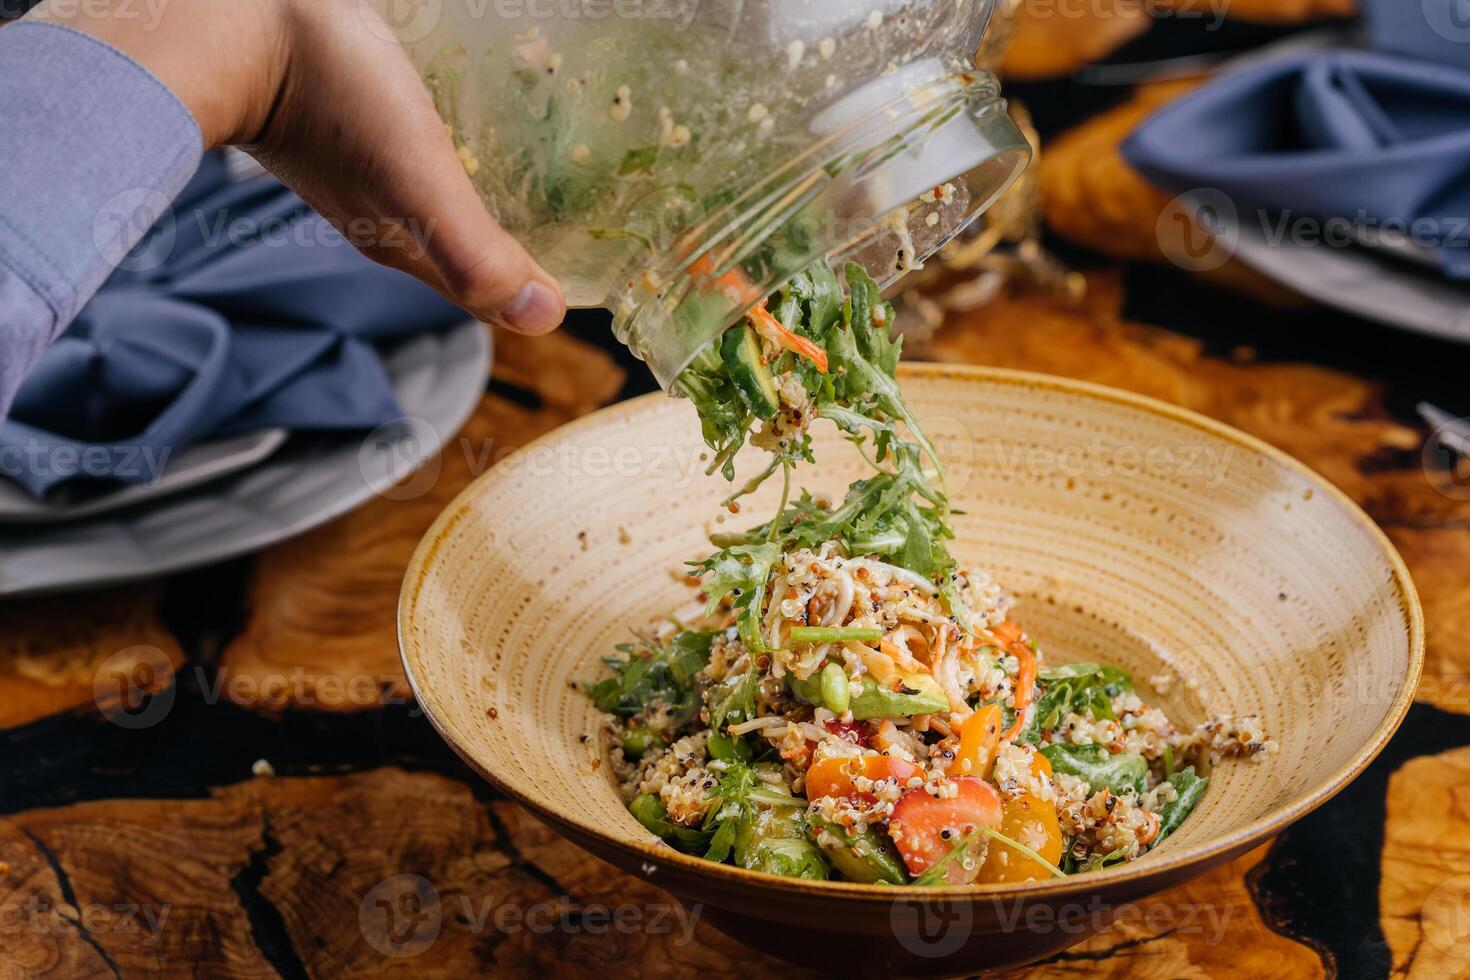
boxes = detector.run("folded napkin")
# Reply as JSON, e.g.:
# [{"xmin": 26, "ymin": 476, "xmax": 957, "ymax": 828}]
[
  {"xmin": 1362, "ymin": 0, "xmax": 1470, "ymax": 71},
  {"xmin": 0, "ymin": 153, "xmax": 465, "ymax": 496},
  {"xmin": 1122, "ymin": 0, "xmax": 1470, "ymax": 281}
]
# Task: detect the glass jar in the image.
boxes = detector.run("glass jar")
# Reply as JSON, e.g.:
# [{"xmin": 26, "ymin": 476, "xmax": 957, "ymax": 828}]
[{"xmin": 376, "ymin": 0, "xmax": 1030, "ymax": 387}]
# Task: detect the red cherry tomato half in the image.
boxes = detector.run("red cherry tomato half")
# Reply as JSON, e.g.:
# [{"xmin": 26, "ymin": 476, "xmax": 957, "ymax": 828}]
[{"xmin": 889, "ymin": 777, "xmax": 1004, "ymax": 881}]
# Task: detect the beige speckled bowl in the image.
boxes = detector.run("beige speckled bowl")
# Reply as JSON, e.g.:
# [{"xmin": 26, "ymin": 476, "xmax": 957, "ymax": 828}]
[{"xmin": 399, "ymin": 364, "xmax": 1421, "ymax": 975}]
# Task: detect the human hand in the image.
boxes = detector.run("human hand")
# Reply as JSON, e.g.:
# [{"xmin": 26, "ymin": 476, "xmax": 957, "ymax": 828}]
[{"xmin": 27, "ymin": 0, "xmax": 567, "ymax": 335}]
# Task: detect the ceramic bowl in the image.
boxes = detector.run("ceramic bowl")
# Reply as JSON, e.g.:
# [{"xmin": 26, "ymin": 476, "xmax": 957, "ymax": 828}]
[{"xmin": 399, "ymin": 364, "xmax": 1421, "ymax": 975}]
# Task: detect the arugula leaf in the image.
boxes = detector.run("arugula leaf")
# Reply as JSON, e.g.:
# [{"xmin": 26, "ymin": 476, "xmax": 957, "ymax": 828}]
[
  {"xmin": 1077, "ymin": 845, "xmax": 1131, "ymax": 874},
  {"xmin": 910, "ymin": 830, "xmax": 982, "ymax": 886},
  {"xmin": 1040, "ymin": 744, "xmax": 1149, "ymax": 796},
  {"xmin": 691, "ymin": 542, "xmax": 779, "ymax": 650},
  {"xmin": 842, "ymin": 262, "xmax": 902, "ymax": 376},
  {"xmin": 1021, "ymin": 664, "xmax": 1134, "ymax": 743},
  {"xmin": 705, "ymin": 661, "xmax": 759, "ymax": 735},
  {"xmin": 700, "ymin": 760, "xmax": 828, "ymax": 879},
  {"xmin": 825, "ymin": 265, "xmax": 942, "ymax": 484},
  {"xmin": 674, "ymin": 342, "xmax": 752, "ymax": 482},
  {"xmin": 584, "ymin": 630, "xmax": 716, "ymax": 727},
  {"xmin": 617, "ymin": 145, "xmax": 659, "ymax": 175},
  {"xmin": 630, "ymin": 793, "xmax": 712, "ymax": 853},
  {"xmin": 1157, "ymin": 766, "xmax": 1208, "ymax": 841},
  {"xmin": 676, "ymin": 260, "xmax": 973, "ymax": 633}
]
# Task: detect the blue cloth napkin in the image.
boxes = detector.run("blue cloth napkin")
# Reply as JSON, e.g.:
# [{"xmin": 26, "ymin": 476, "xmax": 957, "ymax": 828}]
[
  {"xmin": 0, "ymin": 154, "xmax": 465, "ymax": 496},
  {"xmin": 1122, "ymin": 0, "xmax": 1470, "ymax": 281}
]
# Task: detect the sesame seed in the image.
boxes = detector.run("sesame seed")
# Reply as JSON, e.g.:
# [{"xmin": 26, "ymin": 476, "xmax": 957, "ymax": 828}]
[
  {"xmin": 785, "ymin": 40, "xmax": 806, "ymax": 70},
  {"xmin": 456, "ymin": 145, "xmax": 479, "ymax": 177},
  {"xmin": 610, "ymin": 85, "xmax": 632, "ymax": 122}
]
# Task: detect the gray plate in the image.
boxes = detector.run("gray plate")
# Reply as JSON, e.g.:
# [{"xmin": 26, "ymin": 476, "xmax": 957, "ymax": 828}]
[
  {"xmin": 0, "ymin": 321, "xmax": 490, "ymax": 597},
  {"xmin": 1225, "ymin": 211, "xmax": 1470, "ymax": 343},
  {"xmin": 0, "ymin": 427, "xmax": 290, "ymax": 525}
]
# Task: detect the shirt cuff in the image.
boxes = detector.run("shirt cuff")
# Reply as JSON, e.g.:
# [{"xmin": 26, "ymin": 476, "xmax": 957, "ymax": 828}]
[{"xmin": 0, "ymin": 20, "xmax": 204, "ymax": 335}]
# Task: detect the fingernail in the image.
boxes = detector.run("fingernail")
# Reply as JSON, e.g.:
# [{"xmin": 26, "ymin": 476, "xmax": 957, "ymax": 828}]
[{"xmin": 501, "ymin": 280, "xmax": 564, "ymax": 334}]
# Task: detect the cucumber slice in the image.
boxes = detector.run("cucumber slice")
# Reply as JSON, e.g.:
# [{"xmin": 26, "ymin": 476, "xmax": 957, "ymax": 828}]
[
  {"xmin": 720, "ymin": 324, "xmax": 780, "ymax": 420},
  {"xmin": 808, "ymin": 816, "xmax": 908, "ymax": 884}
]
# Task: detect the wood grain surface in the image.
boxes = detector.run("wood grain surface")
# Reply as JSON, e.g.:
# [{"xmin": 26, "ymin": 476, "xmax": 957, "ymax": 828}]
[
  {"xmin": 1000, "ymin": 0, "xmax": 1354, "ymax": 82},
  {"xmin": 1002, "ymin": 0, "xmax": 1151, "ymax": 81},
  {"xmin": 214, "ymin": 328, "xmax": 626, "ymax": 714},
  {"xmin": 1379, "ymin": 747, "xmax": 1470, "ymax": 977}
]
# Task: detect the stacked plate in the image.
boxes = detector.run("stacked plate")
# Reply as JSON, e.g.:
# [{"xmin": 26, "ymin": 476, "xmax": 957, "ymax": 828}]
[
  {"xmin": 1197, "ymin": 28, "xmax": 1470, "ymax": 342},
  {"xmin": 0, "ymin": 321, "xmax": 490, "ymax": 597}
]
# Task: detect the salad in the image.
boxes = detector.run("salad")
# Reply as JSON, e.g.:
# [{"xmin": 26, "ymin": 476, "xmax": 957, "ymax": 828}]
[{"xmin": 585, "ymin": 261, "xmax": 1275, "ymax": 885}]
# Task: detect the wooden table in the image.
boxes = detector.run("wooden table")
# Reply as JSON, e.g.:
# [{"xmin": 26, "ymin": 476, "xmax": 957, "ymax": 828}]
[{"xmin": 4, "ymin": 15, "xmax": 1470, "ymax": 980}]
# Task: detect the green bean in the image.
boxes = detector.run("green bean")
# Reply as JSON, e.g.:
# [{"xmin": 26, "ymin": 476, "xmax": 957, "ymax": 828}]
[
  {"xmin": 820, "ymin": 662, "xmax": 851, "ymax": 715},
  {"xmin": 621, "ymin": 724, "xmax": 658, "ymax": 758},
  {"xmin": 789, "ymin": 625, "xmax": 883, "ymax": 644}
]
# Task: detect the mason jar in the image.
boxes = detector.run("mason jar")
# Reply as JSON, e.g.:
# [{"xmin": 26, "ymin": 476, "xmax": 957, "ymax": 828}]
[{"xmin": 376, "ymin": 0, "xmax": 1030, "ymax": 386}]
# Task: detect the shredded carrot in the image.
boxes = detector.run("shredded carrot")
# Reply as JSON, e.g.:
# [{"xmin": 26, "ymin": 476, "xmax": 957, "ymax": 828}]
[
  {"xmin": 992, "ymin": 620, "xmax": 1037, "ymax": 742},
  {"xmin": 990, "ymin": 619, "xmax": 1023, "ymax": 646},
  {"xmin": 873, "ymin": 719, "xmax": 902, "ymax": 754},
  {"xmin": 687, "ymin": 253, "xmax": 829, "ymax": 372},
  {"xmin": 1138, "ymin": 810, "xmax": 1161, "ymax": 847},
  {"xmin": 749, "ymin": 301, "xmax": 829, "ymax": 372},
  {"xmin": 688, "ymin": 253, "xmax": 757, "ymax": 305}
]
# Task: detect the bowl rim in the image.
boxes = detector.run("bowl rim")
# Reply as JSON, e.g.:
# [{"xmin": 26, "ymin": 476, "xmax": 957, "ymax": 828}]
[{"xmin": 398, "ymin": 361, "xmax": 1424, "ymax": 902}]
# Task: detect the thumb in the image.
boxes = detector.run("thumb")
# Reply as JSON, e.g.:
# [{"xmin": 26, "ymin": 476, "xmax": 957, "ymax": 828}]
[{"xmin": 411, "ymin": 178, "xmax": 568, "ymax": 336}]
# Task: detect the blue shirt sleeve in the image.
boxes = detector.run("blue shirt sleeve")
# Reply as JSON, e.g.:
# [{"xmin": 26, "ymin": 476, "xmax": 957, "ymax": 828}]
[{"xmin": 0, "ymin": 21, "xmax": 203, "ymax": 419}]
